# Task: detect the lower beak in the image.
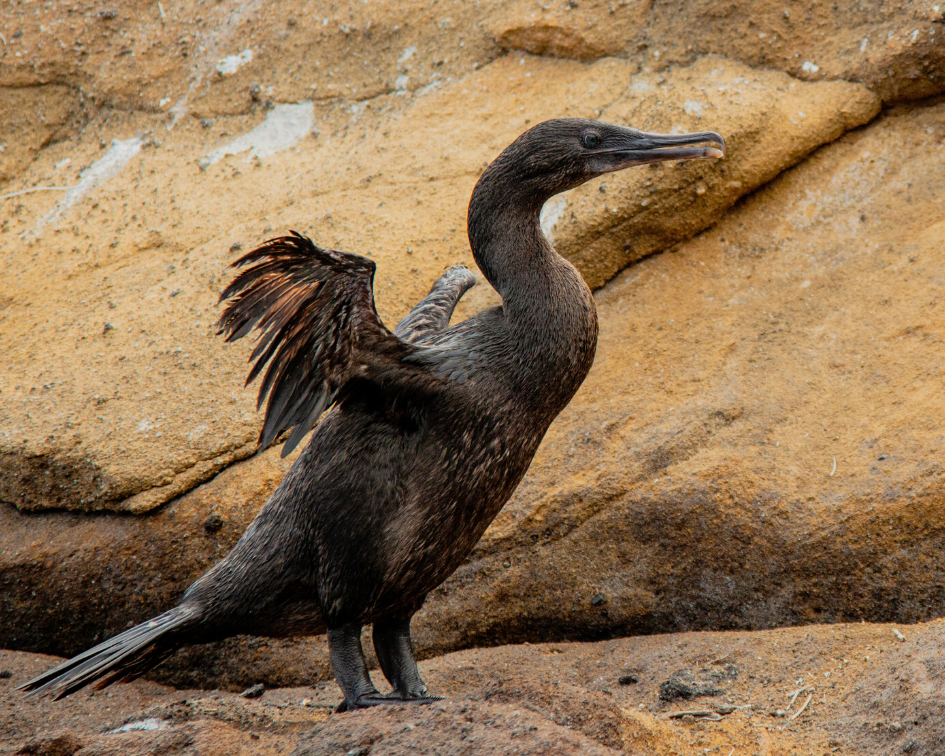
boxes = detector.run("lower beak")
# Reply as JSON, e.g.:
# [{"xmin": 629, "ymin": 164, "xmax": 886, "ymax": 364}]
[{"xmin": 597, "ymin": 130, "xmax": 726, "ymax": 171}]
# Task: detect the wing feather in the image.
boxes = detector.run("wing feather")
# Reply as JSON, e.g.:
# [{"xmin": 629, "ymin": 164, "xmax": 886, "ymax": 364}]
[
  {"xmin": 218, "ymin": 231, "xmax": 418, "ymax": 457},
  {"xmin": 394, "ymin": 266, "xmax": 477, "ymax": 344}
]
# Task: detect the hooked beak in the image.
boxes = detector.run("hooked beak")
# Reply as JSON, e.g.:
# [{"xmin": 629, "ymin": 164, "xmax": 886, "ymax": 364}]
[{"xmin": 589, "ymin": 129, "xmax": 726, "ymax": 173}]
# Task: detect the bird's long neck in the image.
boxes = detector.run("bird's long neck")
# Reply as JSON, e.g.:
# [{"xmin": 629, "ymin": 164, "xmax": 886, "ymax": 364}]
[
  {"xmin": 468, "ymin": 187, "xmax": 545, "ymax": 303},
  {"xmin": 467, "ymin": 177, "xmax": 599, "ymax": 409}
]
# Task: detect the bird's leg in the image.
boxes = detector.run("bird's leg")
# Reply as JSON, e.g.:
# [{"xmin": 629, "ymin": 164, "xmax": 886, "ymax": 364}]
[
  {"xmin": 327, "ymin": 623, "xmax": 387, "ymax": 711},
  {"xmin": 372, "ymin": 615, "xmax": 440, "ymax": 703}
]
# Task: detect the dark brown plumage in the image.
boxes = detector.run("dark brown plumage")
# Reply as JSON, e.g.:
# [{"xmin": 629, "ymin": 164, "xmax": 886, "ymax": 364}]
[
  {"xmin": 217, "ymin": 233, "xmax": 438, "ymax": 455},
  {"xmin": 20, "ymin": 119, "xmax": 723, "ymax": 708}
]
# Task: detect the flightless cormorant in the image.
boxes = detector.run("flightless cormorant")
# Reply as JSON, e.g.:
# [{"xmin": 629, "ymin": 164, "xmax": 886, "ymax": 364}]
[{"xmin": 21, "ymin": 118, "xmax": 724, "ymax": 709}]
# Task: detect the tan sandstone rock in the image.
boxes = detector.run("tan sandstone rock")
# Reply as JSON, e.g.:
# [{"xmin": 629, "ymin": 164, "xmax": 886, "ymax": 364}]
[
  {"xmin": 0, "ymin": 87, "xmax": 82, "ymax": 185},
  {"xmin": 0, "ymin": 51, "xmax": 875, "ymax": 513},
  {"xmin": 489, "ymin": 0, "xmax": 945, "ymax": 104},
  {"xmin": 0, "ymin": 0, "xmax": 502, "ymax": 115},
  {"xmin": 640, "ymin": 0, "xmax": 945, "ymax": 103},
  {"xmin": 547, "ymin": 55, "xmax": 880, "ymax": 288},
  {"xmin": 485, "ymin": 0, "xmax": 648, "ymax": 61},
  {"xmin": 1, "ymin": 0, "xmax": 943, "ymax": 715},
  {"xmin": 2, "ymin": 0, "xmax": 938, "ymax": 126},
  {"xmin": 3, "ymin": 94, "xmax": 939, "ymax": 691},
  {"xmin": 416, "ymin": 98, "xmax": 945, "ymax": 656}
]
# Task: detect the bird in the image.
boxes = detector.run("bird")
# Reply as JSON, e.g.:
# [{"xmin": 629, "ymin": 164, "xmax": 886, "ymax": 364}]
[{"xmin": 20, "ymin": 118, "xmax": 724, "ymax": 709}]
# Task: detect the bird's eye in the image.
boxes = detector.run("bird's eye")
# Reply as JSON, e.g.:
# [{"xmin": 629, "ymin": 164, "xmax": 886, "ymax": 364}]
[{"xmin": 582, "ymin": 133, "xmax": 601, "ymax": 149}]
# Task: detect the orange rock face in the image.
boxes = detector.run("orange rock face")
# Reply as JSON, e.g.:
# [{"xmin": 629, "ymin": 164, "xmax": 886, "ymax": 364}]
[
  {"xmin": 419, "ymin": 98, "xmax": 945, "ymax": 657},
  {"xmin": 1, "ymin": 1, "xmax": 945, "ymax": 753}
]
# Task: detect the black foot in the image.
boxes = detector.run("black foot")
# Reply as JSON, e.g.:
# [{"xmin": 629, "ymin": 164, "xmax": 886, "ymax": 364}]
[
  {"xmin": 327, "ymin": 624, "xmax": 382, "ymax": 711},
  {"xmin": 329, "ymin": 621, "xmax": 445, "ymax": 713},
  {"xmin": 336, "ymin": 692, "xmax": 442, "ymax": 712},
  {"xmin": 387, "ymin": 691, "xmax": 444, "ymax": 703},
  {"xmin": 373, "ymin": 615, "xmax": 434, "ymax": 700}
]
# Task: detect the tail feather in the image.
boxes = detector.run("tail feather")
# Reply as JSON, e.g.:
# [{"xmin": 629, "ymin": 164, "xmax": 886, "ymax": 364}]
[{"xmin": 18, "ymin": 606, "xmax": 196, "ymax": 700}]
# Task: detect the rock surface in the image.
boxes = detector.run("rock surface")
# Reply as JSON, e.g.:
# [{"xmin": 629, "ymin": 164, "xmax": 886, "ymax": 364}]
[
  {"xmin": 0, "ymin": 86, "xmax": 83, "ymax": 185},
  {"xmin": 4, "ymin": 1, "xmax": 940, "ymax": 113},
  {"xmin": 5, "ymin": 93, "xmax": 945, "ymax": 689},
  {"xmin": 638, "ymin": 0, "xmax": 945, "ymax": 103},
  {"xmin": 0, "ymin": 46, "xmax": 876, "ymax": 513},
  {"xmin": 1, "ymin": 0, "xmax": 945, "ymax": 732},
  {"xmin": 3, "ymin": 620, "xmax": 944, "ymax": 756},
  {"xmin": 549, "ymin": 55, "xmax": 879, "ymax": 288},
  {"xmin": 419, "ymin": 96, "xmax": 945, "ymax": 654},
  {"xmin": 487, "ymin": 0, "xmax": 945, "ymax": 102}
]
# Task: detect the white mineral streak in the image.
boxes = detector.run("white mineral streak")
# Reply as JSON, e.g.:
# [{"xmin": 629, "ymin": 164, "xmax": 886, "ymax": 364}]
[
  {"xmin": 28, "ymin": 136, "xmax": 144, "ymax": 237},
  {"xmin": 169, "ymin": 0, "xmax": 263, "ymax": 127},
  {"xmin": 204, "ymin": 102, "xmax": 315, "ymax": 165},
  {"xmin": 216, "ymin": 48, "xmax": 254, "ymax": 76},
  {"xmin": 109, "ymin": 718, "xmax": 167, "ymax": 734},
  {"xmin": 540, "ymin": 194, "xmax": 569, "ymax": 240}
]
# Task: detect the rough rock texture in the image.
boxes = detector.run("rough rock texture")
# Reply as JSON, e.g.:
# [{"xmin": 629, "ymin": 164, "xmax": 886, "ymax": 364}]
[
  {"xmin": 0, "ymin": 447, "xmax": 333, "ymax": 690},
  {"xmin": 494, "ymin": 0, "xmax": 945, "ymax": 102},
  {"xmin": 0, "ymin": 1, "xmax": 503, "ymax": 114},
  {"xmin": 487, "ymin": 0, "xmax": 945, "ymax": 103},
  {"xmin": 2, "ymin": 0, "xmax": 945, "ymax": 728},
  {"xmin": 0, "ymin": 87, "xmax": 84, "ymax": 185},
  {"xmin": 4, "ymin": 620, "xmax": 945, "ymax": 756},
  {"xmin": 3, "ymin": 1, "xmax": 939, "ymax": 113},
  {"xmin": 5, "ymin": 93, "xmax": 944, "ymax": 689},
  {"xmin": 486, "ymin": 0, "xmax": 650, "ymax": 62},
  {"xmin": 0, "ymin": 49, "xmax": 876, "ymax": 513},
  {"xmin": 418, "ymin": 97, "xmax": 945, "ymax": 655},
  {"xmin": 549, "ymin": 55, "xmax": 880, "ymax": 287},
  {"xmin": 637, "ymin": 0, "xmax": 945, "ymax": 103}
]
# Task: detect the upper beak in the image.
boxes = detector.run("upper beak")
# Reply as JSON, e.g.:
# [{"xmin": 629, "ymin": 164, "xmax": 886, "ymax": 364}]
[{"xmin": 592, "ymin": 130, "xmax": 726, "ymax": 172}]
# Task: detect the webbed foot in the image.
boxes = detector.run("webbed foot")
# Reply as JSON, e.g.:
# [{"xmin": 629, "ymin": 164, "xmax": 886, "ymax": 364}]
[
  {"xmin": 386, "ymin": 689, "xmax": 444, "ymax": 704},
  {"xmin": 336, "ymin": 691, "xmax": 442, "ymax": 712}
]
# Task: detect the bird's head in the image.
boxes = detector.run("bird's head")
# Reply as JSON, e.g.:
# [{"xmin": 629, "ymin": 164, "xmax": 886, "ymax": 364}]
[{"xmin": 478, "ymin": 118, "xmax": 725, "ymax": 208}]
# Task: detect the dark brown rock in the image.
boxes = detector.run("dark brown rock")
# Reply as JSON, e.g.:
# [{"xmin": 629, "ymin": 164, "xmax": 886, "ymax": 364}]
[
  {"xmin": 658, "ymin": 670, "xmax": 722, "ymax": 702},
  {"xmin": 4, "ymin": 620, "xmax": 945, "ymax": 756},
  {"xmin": 14, "ymin": 730, "xmax": 82, "ymax": 756}
]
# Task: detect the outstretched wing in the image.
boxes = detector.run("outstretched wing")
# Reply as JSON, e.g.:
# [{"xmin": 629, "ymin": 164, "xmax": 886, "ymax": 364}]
[
  {"xmin": 394, "ymin": 266, "xmax": 477, "ymax": 344},
  {"xmin": 218, "ymin": 232, "xmax": 422, "ymax": 457}
]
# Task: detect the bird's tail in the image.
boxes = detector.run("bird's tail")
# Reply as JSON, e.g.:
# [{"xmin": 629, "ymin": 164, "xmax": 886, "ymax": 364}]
[{"xmin": 18, "ymin": 605, "xmax": 198, "ymax": 700}]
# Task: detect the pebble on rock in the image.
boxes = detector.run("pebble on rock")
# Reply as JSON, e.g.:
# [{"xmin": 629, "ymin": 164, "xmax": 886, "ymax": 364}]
[
  {"xmin": 658, "ymin": 670, "xmax": 723, "ymax": 702},
  {"xmin": 240, "ymin": 683, "xmax": 265, "ymax": 699},
  {"xmin": 203, "ymin": 513, "xmax": 224, "ymax": 534}
]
